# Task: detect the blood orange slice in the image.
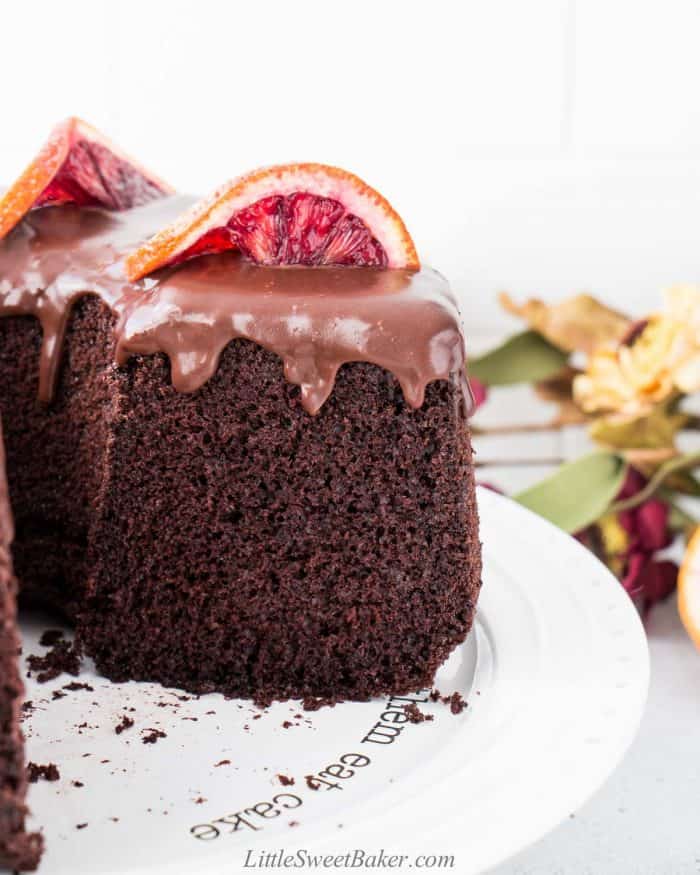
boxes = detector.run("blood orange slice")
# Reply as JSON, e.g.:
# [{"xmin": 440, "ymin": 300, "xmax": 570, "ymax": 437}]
[
  {"xmin": 0, "ymin": 117, "xmax": 173, "ymax": 241},
  {"xmin": 125, "ymin": 163, "xmax": 418, "ymax": 279},
  {"xmin": 679, "ymin": 526, "xmax": 700, "ymax": 651}
]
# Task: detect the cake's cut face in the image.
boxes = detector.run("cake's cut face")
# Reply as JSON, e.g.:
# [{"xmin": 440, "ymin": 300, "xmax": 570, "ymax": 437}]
[
  {"xmin": 0, "ymin": 155, "xmax": 481, "ymax": 705},
  {"xmin": 0, "ymin": 425, "xmax": 43, "ymax": 872}
]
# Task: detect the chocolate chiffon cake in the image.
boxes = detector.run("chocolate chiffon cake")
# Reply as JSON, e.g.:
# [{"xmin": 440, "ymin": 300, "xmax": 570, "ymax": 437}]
[
  {"xmin": 0, "ymin": 202, "xmax": 481, "ymax": 701},
  {"xmin": 0, "ymin": 118, "xmax": 481, "ymax": 868}
]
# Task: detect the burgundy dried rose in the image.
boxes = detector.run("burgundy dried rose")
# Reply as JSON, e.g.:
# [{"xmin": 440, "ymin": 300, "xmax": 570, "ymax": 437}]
[
  {"xmin": 584, "ymin": 467, "xmax": 678, "ymax": 615},
  {"xmin": 623, "ymin": 554, "xmax": 677, "ymax": 610},
  {"xmin": 469, "ymin": 376, "xmax": 488, "ymax": 411},
  {"xmin": 477, "ymin": 481, "xmax": 503, "ymax": 495},
  {"xmin": 617, "ymin": 468, "xmax": 672, "ymax": 550}
]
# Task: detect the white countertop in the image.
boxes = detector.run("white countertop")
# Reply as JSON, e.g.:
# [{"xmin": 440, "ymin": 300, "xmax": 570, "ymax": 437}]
[
  {"xmin": 492, "ymin": 600, "xmax": 699, "ymax": 875},
  {"xmin": 472, "ymin": 374, "xmax": 700, "ymax": 875}
]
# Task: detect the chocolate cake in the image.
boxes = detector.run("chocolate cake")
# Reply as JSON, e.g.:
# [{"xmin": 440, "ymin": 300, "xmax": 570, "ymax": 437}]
[
  {"xmin": 0, "ymin": 125, "xmax": 481, "ymax": 707},
  {"xmin": 0, "ymin": 125, "xmax": 482, "ymax": 868},
  {"xmin": 0, "ymin": 424, "xmax": 42, "ymax": 871},
  {"xmin": 0, "ymin": 197, "xmax": 481, "ymax": 702}
]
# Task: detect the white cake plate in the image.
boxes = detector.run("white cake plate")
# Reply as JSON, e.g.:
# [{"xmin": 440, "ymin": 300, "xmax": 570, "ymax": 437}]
[{"xmin": 18, "ymin": 486, "xmax": 648, "ymax": 874}]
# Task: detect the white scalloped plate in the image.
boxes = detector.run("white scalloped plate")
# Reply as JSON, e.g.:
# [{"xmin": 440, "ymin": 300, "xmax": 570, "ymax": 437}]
[{"xmin": 18, "ymin": 487, "xmax": 648, "ymax": 874}]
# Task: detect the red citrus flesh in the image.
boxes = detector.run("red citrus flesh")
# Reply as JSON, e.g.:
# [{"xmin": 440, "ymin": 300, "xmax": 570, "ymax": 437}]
[
  {"xmin": 126, "ymin": 163, "xmax": 418, "ymax": 280},
  {"xmin": 176, "ymin": 192, "xmax": 388, "ymax": 268},
  {"xmin": 0, "ymin": 117, "xmax": 173, "ymax": 241}
]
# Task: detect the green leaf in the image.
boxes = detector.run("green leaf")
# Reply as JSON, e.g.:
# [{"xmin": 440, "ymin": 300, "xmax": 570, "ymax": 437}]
[
  {"xmin": 609, "ymin": 451, "xmax": 700, "ymax": 513},
  {"xmin": 589, "ymin": 405, "xmax": 688, "ymax": 450},
  {"xmin": 666, "ymin": 498, "xmax": 699, "ymax": 538},
  {"xmin": 469, "ymin": 330, "xmax": 569, "ymax": 386},
  {"xmin": 661, "ymin": 470, "xmax": 700, "ymax": 497},
  {"xmin": 513, "ymin": 452, "xmax": 627, "ymax": 533}
]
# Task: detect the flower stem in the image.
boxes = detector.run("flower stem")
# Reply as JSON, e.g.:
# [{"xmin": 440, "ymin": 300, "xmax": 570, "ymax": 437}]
[{"xmin": 609, "ymin": 451, "xmax": 700, "ymax": 513}]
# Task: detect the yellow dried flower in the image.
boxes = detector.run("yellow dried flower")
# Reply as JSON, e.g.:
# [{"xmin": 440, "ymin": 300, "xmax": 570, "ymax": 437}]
[
  {"xmin": 664, "ymin": 285, "xmax": 700, "ymax": 393},
  {"xmin": 573, "ymin": 285, "xmax": 700, "ymax": 417},
  {"xmin": 597, "ymin": 512, "xmax": 629, "ymax": 559}
]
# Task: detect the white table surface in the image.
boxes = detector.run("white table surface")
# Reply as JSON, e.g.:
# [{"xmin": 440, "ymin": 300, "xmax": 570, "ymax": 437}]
[
  {"xmin": 471, "ymin": 368, "xmax": 700, "ymax": 875},
  {"xmin": 491, "ymin": 601, "xmax": 699, "ymax": 875}
]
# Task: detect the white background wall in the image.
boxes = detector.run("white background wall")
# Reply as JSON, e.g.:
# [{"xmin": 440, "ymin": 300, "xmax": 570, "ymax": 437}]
[{"xmin": 3, "ymin": 0, "xmax": 700, "ymax": 331}]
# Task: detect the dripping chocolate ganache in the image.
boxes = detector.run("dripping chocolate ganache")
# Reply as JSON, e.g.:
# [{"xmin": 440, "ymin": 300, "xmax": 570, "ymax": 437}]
[{"xmin": 0, "ymin": 197, "xmax": 472, "ymax": 414}]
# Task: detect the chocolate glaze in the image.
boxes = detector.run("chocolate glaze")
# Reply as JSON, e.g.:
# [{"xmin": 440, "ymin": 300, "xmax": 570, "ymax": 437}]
[{"xmin": 0, "ymin": 196, "xmax": 471, "ymax": 415}]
